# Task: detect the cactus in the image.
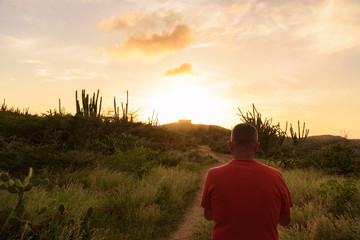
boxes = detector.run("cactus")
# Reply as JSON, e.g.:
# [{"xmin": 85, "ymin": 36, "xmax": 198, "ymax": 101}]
[
  {"xmin": 148, "ymin": 109, "xmax": 159, "ymax": 126},
  {"xmin": 1, "ymin": 99, "xmax": 7, "ymax": 111},
  {"xmin": 121, "ymin": 90, "xmax": 129, "ymax": 122},
  {"xmin": 114, "ymin": 96, "xmax": 120, "ymax": 120},
  {"xmin": 59, "ymin": 98, "xmax": 62, "ymax": 115},
  {"xmin": 56, "ymin": 204, "xmax": 93, "ymax": 238},
  {"xmin": 0, "ymin": 168, "xmax": 49, "ymax": 240},
  {"xmin": 75, "ymin": 89, "xmax": 102, "ymax": 117},
  {"xmin": 113, "ymin": 91, "xmax": 140, "ymax": 122},
  {"xmin": 75, "ymin": 90, "xmax": 81, "ymax": 116},
  {"xmin": 290, "ymin": 120, "xmax": 309, "ymax": 145},
  {"xmin": 237, "ymin": 104, "xmax": 287, "ymax": 154},
  {"xmin": 277, "ymin": 121, "xmax": 288, "ymax": 146}
]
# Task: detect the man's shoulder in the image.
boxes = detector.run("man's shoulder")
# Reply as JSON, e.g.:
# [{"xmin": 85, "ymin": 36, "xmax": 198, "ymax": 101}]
[
  {"xmin": 207, "ymin": 163, "xmax": 232, "ymax": 175},
  {"xmin": 208, "ymin": 163, "xmax": 229, "ymax": 172},
  {"xmin": 255, "ymin": 161, "xmax": 284, "ymax": 178},
  {"xmin": 257, "ymin": 161, "xmax": 281, "ymax": 173}
]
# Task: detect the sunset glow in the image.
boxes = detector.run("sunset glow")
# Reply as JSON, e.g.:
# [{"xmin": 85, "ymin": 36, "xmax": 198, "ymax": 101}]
[
  {"xmin": 145, "ymin": 75, "xmax": 231, "ymax": 125},
  {"xmin": 1, "ymin": 0, "xmax": 360, "ymax": 137}
]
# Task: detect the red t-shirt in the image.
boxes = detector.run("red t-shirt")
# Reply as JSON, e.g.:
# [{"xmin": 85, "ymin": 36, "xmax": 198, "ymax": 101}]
[{"xmin": 201, "ymin": 159, "xmax": 293, "ymax": 240}]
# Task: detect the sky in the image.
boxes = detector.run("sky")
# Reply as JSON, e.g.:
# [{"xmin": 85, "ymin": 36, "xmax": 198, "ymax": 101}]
[{"xmin": 1, "ymin": 0, "xmax": 360, "ymax": 138}]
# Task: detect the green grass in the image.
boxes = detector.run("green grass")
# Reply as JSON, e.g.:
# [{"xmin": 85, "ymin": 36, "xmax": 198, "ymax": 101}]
[{"xmin": 193, "ymin": 167, "xmax": 360, "ymax": 240}]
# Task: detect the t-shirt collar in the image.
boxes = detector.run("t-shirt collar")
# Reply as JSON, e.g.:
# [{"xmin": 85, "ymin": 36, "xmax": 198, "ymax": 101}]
[{"xmin": 229, "ymin": 159, "xmax": 258, "ymax": 165}]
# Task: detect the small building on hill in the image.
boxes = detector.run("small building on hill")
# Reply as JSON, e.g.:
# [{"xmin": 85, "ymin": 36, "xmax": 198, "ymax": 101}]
[{"xmin": 178, "ymin": 119, "xmax": 192, "ymax": 124}]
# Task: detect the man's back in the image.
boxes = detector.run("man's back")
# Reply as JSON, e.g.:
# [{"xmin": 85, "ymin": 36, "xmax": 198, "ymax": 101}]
[{"xmin": 201, "ymin": 159, "xmax": 293, "ymax": 240}]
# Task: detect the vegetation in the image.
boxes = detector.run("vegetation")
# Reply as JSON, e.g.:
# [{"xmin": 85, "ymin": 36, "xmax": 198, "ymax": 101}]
[
  {"xmin": 0, "ymin": 168, "xmax": 49, "ymax": 240},
  {"xmin": 237, "ymin": 104, "xmax": 288, "ymax": 155},
  {"xmin": 163, "ymin": 122, "xmax": 231, "ymax": 154},
  {"xmin": 235, "ymin": 104, "xmax": 360, "ymax": 175},
  {"xmin": 0, "ymin": 93, "xmax": 216, "ymax": 239},
  {"xmin": 289, "ymin": 120, "xmax": 309, "ymax": 145},
  {"xmin": 75, "ymin": 89, "xmax": 102, "ymax": 117},
  {"xmin": 1, "ymin": 92, "xmax": 360, "ymax": 239}
]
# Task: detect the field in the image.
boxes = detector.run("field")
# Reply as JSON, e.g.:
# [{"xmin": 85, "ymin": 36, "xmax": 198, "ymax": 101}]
[{"xmin": 1, "ymin": 100, "xmax": 360, "ymax": 240}]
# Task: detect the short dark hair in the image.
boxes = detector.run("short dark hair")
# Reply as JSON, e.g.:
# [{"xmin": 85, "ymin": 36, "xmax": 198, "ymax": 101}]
[{"xmin": 231, "ymin": 123, "xmax": 258, "ymax": 146}]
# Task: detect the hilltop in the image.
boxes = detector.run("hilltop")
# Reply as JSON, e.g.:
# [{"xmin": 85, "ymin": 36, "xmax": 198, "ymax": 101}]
[{"xmin": 162, "ymin": 120, "xmax": 230, "ymax": 132}]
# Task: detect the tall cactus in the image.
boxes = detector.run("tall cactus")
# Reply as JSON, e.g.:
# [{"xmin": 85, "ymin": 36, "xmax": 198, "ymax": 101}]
[
  {"xmin": 277, "ymin": 121, "xmax": 288, "ymax": 146},
  {"xmin": 114, "ymin": 96, "xmax": 120, "ymax": 119},
  {"xmin": 75, "ymin": 91, "xmax": 81, "ymax": 115},
  {"xmin": 121, "ymin": 90, "xmax": 129, "ymax": 122},
  {"xmin": 290, "ymin": 120, "xmax": 309, "ymax": 145},
  {"xmin": 237, "ymin": 104, "xmax": 287, "ymax": 154},
  {"xmin": 58, "ymin": 98, "xmax": 62, "ymax": 115},
  {"xmin": 113, "ymin": 91, "xmax": 140, "ymax": 122},
  {"xmin": 148, "ymin": 109, "xmax": 159, "ymax": 126},
  {"xmin": 75, "ymin": 89, "xmax": 102, "ymax": 117}
]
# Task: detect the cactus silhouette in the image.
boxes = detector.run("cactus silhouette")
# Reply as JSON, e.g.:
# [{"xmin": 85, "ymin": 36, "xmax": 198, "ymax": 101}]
[
  {"xmin": 237, "ymin": 104, "xmax": 287, "ymax": 154},
  {"xmin": 148, "ymin": 109, "xmax": 159, "ymax": 126},
  {"xmin": 290, "ymin": 120, "xmax": 309, "ymax": 145},
  {"xmin": 113, "ymin": 90, "xmax": 141, "ymax": 122},
  {"xmin": 75, "ymin": 89, "xmax": 102, "ymax": 117}
]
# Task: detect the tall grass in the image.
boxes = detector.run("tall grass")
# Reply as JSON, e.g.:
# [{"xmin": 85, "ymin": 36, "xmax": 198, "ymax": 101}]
[{"xmin": 0, "ymin": 165, "xmax": 200, "ymax": 239}]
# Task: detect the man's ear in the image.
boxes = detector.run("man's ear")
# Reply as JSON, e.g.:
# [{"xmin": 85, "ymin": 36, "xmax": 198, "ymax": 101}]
[
  {"xmin": 228, "ymin": 140, "xmax": 233, "ymax": 153},
  {"xmin": 255, "ymin": 142, "xmax": 260, "ymax": 152}
]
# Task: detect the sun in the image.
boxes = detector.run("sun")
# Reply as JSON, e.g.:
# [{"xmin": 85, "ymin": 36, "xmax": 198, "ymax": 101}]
[{"xmin": 144, "ymin": 75, "xmax": 229, "ymax": 126}]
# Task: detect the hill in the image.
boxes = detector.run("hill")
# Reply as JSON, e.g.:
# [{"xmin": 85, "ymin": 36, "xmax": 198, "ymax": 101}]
[{"xmin": 162, "ymin": 120, "xmax": 230, "ymax": 132}]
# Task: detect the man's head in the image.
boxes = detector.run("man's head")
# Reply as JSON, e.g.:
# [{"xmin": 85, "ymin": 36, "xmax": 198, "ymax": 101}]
[{"xmin": 228, "ymin": 123, "xmax": 260, "ymax": 159}]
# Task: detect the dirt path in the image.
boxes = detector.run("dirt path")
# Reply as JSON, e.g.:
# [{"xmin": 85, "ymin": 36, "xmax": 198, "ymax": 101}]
[{"xmin": 168, "ymin": 146, "xmax": 232, "ymax": 240}]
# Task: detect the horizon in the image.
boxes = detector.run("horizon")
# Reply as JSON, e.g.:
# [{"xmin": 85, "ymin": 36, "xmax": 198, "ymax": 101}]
[
  {"xmin": 1, "ymin": 0, "xmax": 360, "ymax": 138},
  {"xmin": 2, "ymin": 99, "xmax": 359, "ymax": 140}
]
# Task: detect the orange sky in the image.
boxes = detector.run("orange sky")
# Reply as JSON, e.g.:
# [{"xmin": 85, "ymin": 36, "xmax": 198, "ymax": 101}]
[{"xmin": 1, "ymin": 0, "xmax": 360, "ymax": 138}]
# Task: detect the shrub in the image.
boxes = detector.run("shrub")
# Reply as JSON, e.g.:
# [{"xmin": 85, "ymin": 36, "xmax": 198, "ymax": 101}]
[
  {"xmin": 105, "ymin": 146, "xmax": 160, "ymax": 178},
  {"xmin": 302, "ymin": 142, "xmax": 360, "ymax": 176},
  {"xmin": 0, "ymin": 140, "xmax": 98, "ymax": 177},
  {"xmin": 209, "ymin": 139, "xmax": 231, "ymax": 154}
]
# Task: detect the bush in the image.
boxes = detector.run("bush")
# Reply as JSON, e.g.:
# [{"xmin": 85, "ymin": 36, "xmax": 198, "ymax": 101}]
[
  {"xmin": 105, "ymin": 146, "xmax": 160, "ymax": 178},
  {"xmin": 0, "ymin": 140, "xmax": 98, "ymax": 177},
  {"xmin": 209, "ymin": 139, "xmax": 231, "ymax": 154},
  {"xmin": 301, "ymin": 142, "xmax": 360, "ymax": 176}
]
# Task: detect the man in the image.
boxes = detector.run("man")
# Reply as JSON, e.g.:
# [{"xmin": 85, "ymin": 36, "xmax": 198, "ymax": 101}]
[{"xmin": 201, "ymin": 123, "xmax": 293, "ymax": 240}]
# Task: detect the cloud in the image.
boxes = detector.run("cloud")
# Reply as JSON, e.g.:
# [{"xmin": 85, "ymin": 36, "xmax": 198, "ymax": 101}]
[
  {"xmin": 98, "ymin": 10, "xmax": 182, "ymax": 32},
  {"xmin": 295, "ymin": 0, "xmax": 360, "ymax": 54},
  {"xmin": 106, "ymin": 23, "xmax": 194, "ymax": 60},
  {"xmin": 163, "ymin": 63, "xmax": 198, "ymax": 76},
  {"xmin": 0, "ymin": 34, "xmax": 39, "ymax": 50},
  {"xmin": 18, "ymin": 59, "xmax": 46, "ymax": 64},
  {"xmin": 98, "ymin": 12, "xmax": 144, "ymax": 31},
  {"xmin": 210, "ymin": 0, "xmax": 360, "ymax": 54},
  {"xmin": 36, "ymin": 68, "xmax": 52, "ymax": 77}
]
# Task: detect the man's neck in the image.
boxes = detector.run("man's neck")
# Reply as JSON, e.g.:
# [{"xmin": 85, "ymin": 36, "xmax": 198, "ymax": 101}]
[{"xmin": 232, "ymin": 153, "xmax": 255, "ymax": 160}]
